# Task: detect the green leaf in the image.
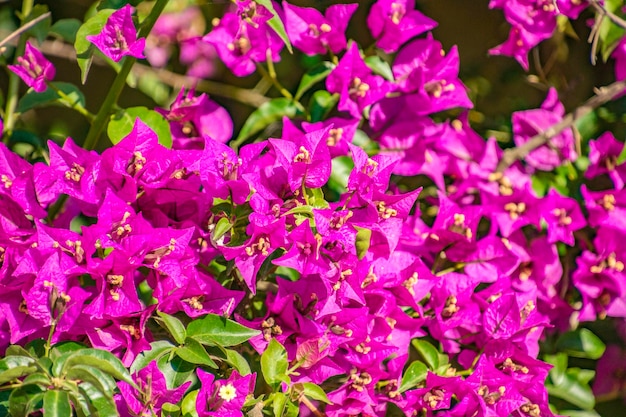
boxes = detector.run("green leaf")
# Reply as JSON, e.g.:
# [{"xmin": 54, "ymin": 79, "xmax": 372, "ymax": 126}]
[
  {"xmin": 400, "ymin": 361, "xmax": 428, "ymax": 392},
  {"xmin": 66, "ymin": 365, "xmax": 117, "ymax": 396},
  {"xmin": 9, "ymin": 385, "xmax": 43, "ymax": 417},
  {"xmin": 272, "ymin": 392, "xmax": 288, "ymax": 417},
  {"xmin": 255, "ymin": 0, "xmax": 292, "ymax": 53},
  {"xmin": 300, "ymin": 382, "xmax": 331, "ymax": 404},
  {"xmin": 74, "ymin": 8, "xmax": 115, "ymax": 84},
  {"xmin": 107, "ymin": 106, "xmax": 173, "ymax": 148},
  {"xmin": 599, "ymin": 0, "xmax": 626, "ymax": 61},
  {"xmin": 294, "ymin": 62, "xmax": 335, "ymax": 100},
  {"xmin": 354, "ymin": 226, "xmax": 372, "ymax": 260},
  {"xmin": 328, "ymin": 157, "xmax": 354, "ymax": 194},
  {"xmin": 181, "ymin": 390, "xmax": 200, "ymax": 417},
  {"xmin": 225, "ymin": 349, "xmax": 252, "ymax": 375},
  {"xmin": 162, "ymin": 402, "xmax": 181, "ymax": 417},
  {"xmin": 235, "ymin": 98, "xmax": 301, "ymax": 144},
  {"xmin": 411, "ymin": 339, "xmax": 440, "ymax": 370},
  {"xmin": 50, "ymin": 18, "xmax": 82, "ymax": 43},
  {"xmin": 22, "ymin": 5, "xmax": 51, "ymax": 44},
  {"xmin": 261, "ymin": 339, "xmax": 289, "ymax": 387},
  {"xmin": 308, "ymin": 90, "xmax": 339, "ymax": 123},
  {"xmin": 98, "ymin": 0, "xmax": 143, "ymax": 10},
  {"xmin": 212, "ymin": 217, "xmax": 233, "ymax": 242},
  {"xmin": 51, "ymin": 341, "xmax": 88, "ymax": 356},
  {"xmin": 0, "ymin": 365, "xmax": 37, "ymax": 385},
  {"xmin": 556, "ymin": 328, "xmax": 606, "ymax": 359},
  {"xmin": 547, "ymin": 371, "xmax": 596, "ymax": 410},
  {"xmin": 365, "ymin": 55, "xmax": 394, "ymax": 81},
  {"xmin": 21, "ymin": 373, "xmax": 51, "ymax": 388},
  {"xmin": 43, "ymin": 390, "xmax": 72, "ymax": 417},
  {"xmin": 60, "ymin": 348, "xmax": 135, "ymax": 387},
  {"xmin": 130, "ymin": 341, "xmax": 175, "ymax": 374},
  {"xmin": 156, "ymin": 311, "xmax": 187, "ymax": 345},
  {"xmin": 157, "ymin": 354, "xmax": 196, "ymax": 390},
  {"xmin": 78, "ymin": 382, "xmax": 118, "ymax": 417},
  {"xmin": 5, "ymin": 345, "xmax": 35, "ymax": 359},
  {"xmin": 305, "ymin": 187, "xmax": 329, "ymax": 209},
  {"xmin": 176, "ymin": 338, "xmax": 218, "ymax": 368},
  {"xmin": 17, "ymin": 82, "xmax": 86, "ymax": 114},
  {"xmin": 187, "ymin": 314, "xmax": 260, "ymax": 347}
]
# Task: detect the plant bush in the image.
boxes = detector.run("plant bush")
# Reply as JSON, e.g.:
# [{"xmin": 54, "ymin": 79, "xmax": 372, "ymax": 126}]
[{"xmin": 0, "ymin": 0, "xmax": 625, "ymax": 416}]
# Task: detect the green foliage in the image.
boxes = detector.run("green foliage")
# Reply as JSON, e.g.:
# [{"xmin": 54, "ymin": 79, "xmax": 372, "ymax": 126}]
[
  {"xmin": 261, "ymin": 339, "xmax": 290, "ymax": 388},
  {"xmin": 186, "ymin": 313, "xmax": 261, "ymax": 347},
  {"xmin": 235, "ymin": 98, "xmax": 302, "ymax": 145},
  {"xmin": 107, "ymin": 106, "xmax": 173, "ymax": 147},
  {"xmin": 74, "ymin": 8, "xmax": 115, "ymax": 84}
]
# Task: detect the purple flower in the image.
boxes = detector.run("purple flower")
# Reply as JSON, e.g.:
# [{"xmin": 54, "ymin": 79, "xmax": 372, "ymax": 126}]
[
  {"xmin": 327, "ymin": 43, "xmax": 392, "ymax": 118},
  {"xmin": 8, "ymin": 41, "xmax": 55, "ymax": 93},
  {"xmin": 87, "ymin": 5, "xmax": 145, "ymax": 62},
  {"xmin": 117, "ymin": 360, "xmax": 190, "ymax": 416},
  {"xmin": 512, "ymin": 87, "xmax": 576, "ymax": 170},
  {"xmin": 367, "ymin": 0, "xmax": 437, "ymax": 53},
  {"xmin": 196, "ymin": 368, "xmax": 256, "ymax": 417},
  {"xmin": 283, "ymin": 2, "xmax": 358, "ymax": 55}
]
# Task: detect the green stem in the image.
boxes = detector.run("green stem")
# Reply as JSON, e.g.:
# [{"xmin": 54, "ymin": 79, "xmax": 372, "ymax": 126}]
[
  {"xmin": 47, "ymin": 82, "xmax": 95, "ymax": 121},
  {"xmin": 3, "ymin": 0, "xmax": 35, "ymax": 144},
  {"xmin": 256, "ymin": 62, "xmax": 293, "ymax": 100},
  {"xmin": 44, "ymin": 318, "xmax": 58, "ymax": 358},
  {"xmin": 82, "ymin": 0, "xmax": 169, "ymax": 151}
]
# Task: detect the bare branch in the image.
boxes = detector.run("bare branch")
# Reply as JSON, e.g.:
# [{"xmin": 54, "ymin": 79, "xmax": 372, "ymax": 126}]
[
  {"xmin": 0, "ymin": 12, "xmax": 51, "ymax": 50},
  {"xmin": 495, "ymin": 78, "xmax": 626, "ymax": 173},
  {"xmin": 37, "ymin": 39, "xmax": 269, "ymax": 108},
  {"xmin": 589, "ymin": 0, "xmax": 626, "ymax": 31}
]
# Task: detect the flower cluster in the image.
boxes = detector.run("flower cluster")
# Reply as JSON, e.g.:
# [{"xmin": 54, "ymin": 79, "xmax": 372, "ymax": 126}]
[{"xmin": 3, "ymin": 0, "xmax": 626, "ymax": 416}]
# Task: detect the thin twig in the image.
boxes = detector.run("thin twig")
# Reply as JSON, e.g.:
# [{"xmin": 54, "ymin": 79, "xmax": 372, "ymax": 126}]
[
  {"xmin": 589, "ymin": 0, "xmax": 626, "ymax": 31},
  {"xmin": 495, "ymin": 78, "xmax": 626, "ymax": 173},
  {"xmin": 0, "ymin": 11, "xmax": 50, "ymax": 50},
  {"xmin": 36, "ymin": 39, "xmax": 270, "ymax": 108}
]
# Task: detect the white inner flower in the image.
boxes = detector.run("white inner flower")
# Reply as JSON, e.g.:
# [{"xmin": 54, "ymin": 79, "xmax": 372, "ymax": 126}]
[{"xmin": 218, "ymin": 383, "xmax": 237, "ymax": 402}]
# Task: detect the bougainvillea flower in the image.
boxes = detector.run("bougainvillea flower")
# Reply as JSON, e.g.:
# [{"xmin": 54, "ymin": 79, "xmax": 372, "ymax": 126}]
[
  {"xmin": 512, "ymin": 88, "xmax": 576, "ymax": 170},
  {"xmin": 585, "ymin": 131, "xmax": 626, "ymax": 189},
  {"xmin": 283, "ymin": 1, "xmax": 357, "ymax": 55},
  {"xmin": 204, "ymin": 7, "xmax": 283, "ymax": 77},
  {"xmin": 367, "ymin": 0, "xmax": 437, "ymax": 53},
  {"xmin": 539, "ymin": 189, "xmax": 586, "ymax": 246},
  {"xmin": 327, "ymin": 43, "xmax": 392, "ymax": 118},
  {"xmin": 87, "ymin": 5, "xmax": 145, "ymax": 62},
  {"xmin": 8, "ymin": 41, "xmax": 55, "ymax": 92},
  {"xmin": 196, "ymin": 368, "xmax": 256, "ymax": 417},
  {"xmin": 157, "ymin": 88, "xmax": 233, "ymax": 149},
  {"xmin": 118, "ymin": 360, "xmax": 191, "ymax": 417}
]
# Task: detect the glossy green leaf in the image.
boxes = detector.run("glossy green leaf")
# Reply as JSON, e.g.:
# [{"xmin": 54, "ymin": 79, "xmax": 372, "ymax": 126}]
[
  {"xmin": 43, "ymin": 390, "xmax": 72, "ymax": 417},
  {"xmin": 305, "ymin": 187, "xmax": 329, "ymax": 209},
  {"xmin": 547, "ymin": 371, "xmax": 595, "ymax": 410},
  {"xmin": 295, "ymin": 62, "xmax": 335, "ymax": 100},
  {"xmin": 78, "ymin": 382, "xmax": 118, "ymax": 417},
  {"xmin": 273, "ymin": 392, "xmax": 288, "ymax": 417},
  {"xmin": 0, "ymin": 365, "xmax": 37, "ymax": 385},
  {"xmin": 130, "ymin": 340, "xmax": 176, "ymax": 374},
  {"xmin": 67, "ymin": 391, "xmax": 90, "ymax": 417},
  {"xmin": 300, "ymin": 382, "xmax": 331, "ymax": 404},
  {"xmin": 107, "ymin": 106, "xmax": 173, "ymax": 148},
  {"xmin": 181, "ymin": 390, "xmax": 200, "ymax": 417},
  {"xmin": 0, "ymin": 353, "xmax": 35, "ymax": 369},
  {"xmin": 255, "ymin": 0, "xmax": 292, "ymax": 53},
  {"xmin": 400, "ymin": 361, "xmax": 428, "ymax": 392},
  {"xmin": 50, "ymin": 18, "xmax": 82, "ymax": 43},
  {"xmin": 365, "ymin": 55, "xmax": 394, "ymax": 81},
  {"xmin": 225, "ymin": 349, "xmax": 252, "ymax": 375},
  {"xmin": 187, "ymin": 314, "xmax": 260, "ymax": 347},
  {"xmin": 17, "ymin": 82, "xmax": 86, "ymax": 114},
  {"xmin": 66, "ymin": 365, "xmax": 117, "ymax": 396},
  {"xmin": 176, "ymin": 338, "xmax": 218, "ymax": 368},
  {"xmin": 162, "ymin": 402, "xmax": 181, "ymax": 417},
  {"xmin": 75, "ymin": 9, "xmax": 115, "ymax": 84},
  {"xmin": 212, "ymin": 217, "xmax": 233, "ymax": 242},
  {"xmin": 308, "ymin": 90, "xmax": 338, "ymax": 123},
  {"xmin": 61, "ymin": 348, "xmax": 135, "ymax": 386},
  {"xmin": 156, "ymin": 311, "xmax": 187, "ymax": 345},
  {"xmin": 21, "ymin": 373, "xmax": 51, "ymax": 388},
  {"xmin": 157, "ymin": 354, "xmax": 196, "ymax": 390},
  {"xmin": 235, "ymin": 98, "xmax": 301, "ymax": 144},
  {"xmin": 556, "ymin": 328, "xmax": 606, "ymax": 359},
  {"xmin": 261, "ymin": 339, "xmax": 289, "ymax": 387},
  {"xmin": 5, "ymin": 345, "xmax": 34, "ymax": 359},
  {"xmin": 8, "ymin": 385, "xmax": 43, "ymax": 417},
  {"xmin": 411, "ymin": 339, "xmax": 440, "ymax": 370},
  {"xmin": 354, "ymin": 226, "xmax": 372, "ymax": 260}
]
